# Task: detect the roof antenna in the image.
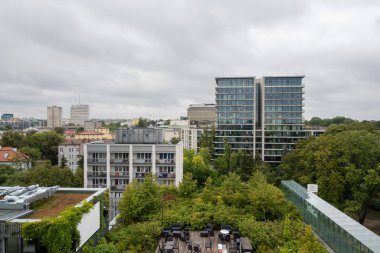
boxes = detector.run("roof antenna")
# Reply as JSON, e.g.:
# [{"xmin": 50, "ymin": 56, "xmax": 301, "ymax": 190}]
[{"xmin": 78, "ymin": 93, "xmax": 81, "ymax": 104}]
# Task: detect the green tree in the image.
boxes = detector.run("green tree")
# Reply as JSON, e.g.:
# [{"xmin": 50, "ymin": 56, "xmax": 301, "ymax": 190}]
[
  {"xmin": 22, "ymin": 161, "xmax": 76, "ymax": 186},
  {"xmin": 0, "ymin": 130, "xmax": 25, "ymax": 148},
  {"xmin": 170, "ymin": 136, "xmax": 181, "ymax": 144},
  {"xmin": 183, "ymin": 149, "xmax": 216, "ymax": 187},
  {"xmin": 25, "ymin": 131, "xmax": 64, "ymax": 165},
  {"xmin": 281, "ymin": 129, "xmax": 380, "ymax": 224},
  {"xmin": 19, "ymin": 147, "xmax": 41, "ymax": 168},
  {"xmin": 178, "ymin": 172, "xmax": 197, "ymax": 199},
  {"xmin": 54, "ymin": 127, "xmax": 65, "ymax": 135},
  {"xmin": 118, "ymin": 174, "xmax": 160, "ymax": 224}
]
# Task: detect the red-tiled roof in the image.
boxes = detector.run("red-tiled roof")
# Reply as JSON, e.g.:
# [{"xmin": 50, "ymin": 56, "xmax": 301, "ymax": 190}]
[{"xmin": 0, "ymin": 147, "xmax": 28, "ymax": 162}]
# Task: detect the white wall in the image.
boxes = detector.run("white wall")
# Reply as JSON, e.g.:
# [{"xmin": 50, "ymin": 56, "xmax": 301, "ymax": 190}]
[{"xmin": 77, "ymin": 202, "xmax": 100, "ymax": 249}]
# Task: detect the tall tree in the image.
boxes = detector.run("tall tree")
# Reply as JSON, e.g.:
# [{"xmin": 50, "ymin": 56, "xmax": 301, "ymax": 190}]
[
  {"xmin": 281, "ymin": 129, "xmax": 380, "ymax": 224},
  {"xmin": 25, "ymin": 131, "xmax": 64, "ymax": 165},
  {"xmin": 0, "ymin": 130, "xmax": 25, "ymax": 148}
]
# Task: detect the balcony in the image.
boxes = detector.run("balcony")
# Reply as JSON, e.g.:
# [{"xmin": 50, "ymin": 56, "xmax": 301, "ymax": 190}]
[
  {"xmin": 87, "ymin": 158, "xmax": 107, "ymax": 164},
  {"xmin": 87, "ymin": 171, "xmax": 107, "ymax": 177},
  {"xmin": 87, "ymin": 184, "xmax": 107, "ymax": 188},
  {"xmin": 135, "ymin": 172, "xmax": 146, "ymax": 178},
  {"xmin": 110, "ymin": 171, "xmax": 129, "ymax": 177},
  {"xmin": 111, "ymin": 185, "xmax": 126, "ymax": 191},
  {"xmin": 156, "ymin": 159, "xmax": 175, "ymax": 165},
  {"xmin": 133, "ymin": 159, "xmax": 152, "ymax": 164},
  {"xmin": 156, "ymin": 173, "xmax": 176, "ymax": 178},
  {"xmin": 111, "ymin": 158, "xmax": 129, "ymax": 164}
]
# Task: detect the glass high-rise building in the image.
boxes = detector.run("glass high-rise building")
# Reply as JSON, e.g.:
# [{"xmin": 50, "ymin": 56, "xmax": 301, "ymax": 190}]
[{"xmin": 215, "ymin": 76, "xmax": 305, "ymax": 163}]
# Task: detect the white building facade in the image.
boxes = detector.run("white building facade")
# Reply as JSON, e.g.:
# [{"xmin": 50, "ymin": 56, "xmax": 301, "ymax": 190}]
[
  {"xmin": 84, "ymin": 141, "xmax": 183, "ymax": 219},
  {"xmin": 58, "ymin": 143, "xmax": 80, "ymax": 172},
  {"xmin": 180, "ymin": 128, "xmax": 202, "ymax": 151}
]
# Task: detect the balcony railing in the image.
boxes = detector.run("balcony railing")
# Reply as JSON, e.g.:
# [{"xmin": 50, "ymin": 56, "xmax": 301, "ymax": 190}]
[
  {"xmin": 87, "ymin": 184, "xmax": 107, "ymax": 188},
  {"xmin": 87, "ymin": 158, "xmax": 107, "ymax": 164},
  {"xmin": 156, "ymin": 173, "xmax": 176, "ymax": 178},
  {"xmin": 135, "ymin": 173, "xmax": 146, "ymax": 178},
  {"xmin": 110, "ymin": 171, "xmax": 129, "ymax": 177},
  {"xmin": 156, "ymin": 159, "xmax": 175, "ymax": 165},
  {"xmin": 111, "ymin": 158, "xmax": 129, "ymax": 164},
  {"xmin": 133, "ymin": 159, "xmax": 152, "ymax": 164},
  {"xmin": 111, "ymin": 185, "xmax": 127, "ymax": 191},
  {"xmin": 87, "ymin": 171, "xmax": 107, "ymax": 177}
]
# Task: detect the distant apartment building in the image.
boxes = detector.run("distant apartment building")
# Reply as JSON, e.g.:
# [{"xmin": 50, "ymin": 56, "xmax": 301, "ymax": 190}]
[
  {"xmin": 70, "ymin": 104, "xmax": 89, "ymax": 126},
  {"xmin": 215, "ymin": 76, "xmax": 305, "ymax": 163},
  {"xmin": 58, "ymin": 143, "xmax": 81, "ymax": 172},
  {"xmin": 181, "ymin": 128, "xmax": 203, "ymax": 151},
  {"xmin": 84, "ymin": 120, "xmax": 103, "ymax": 132},
  {"xmin": 162, "ymin": 127, "xmax": 181, "ymax": 143},
  {"xmin": 47, "ymin": 106, "xmax": 62, "ymax": 128},
  {"xmin": 1, "ymin": 114, "xmax": 13, "ymax": 121},
  {"xmin": 84, "ymin": 128, "xmax": 183, "ymax": 218},
  {"xmin": 187, "ymin": 103, "xmax": 216, "ymax": 127},
  {"xmin": 0, "ymin": 116, "xmax": 46, "ymax": 131}
]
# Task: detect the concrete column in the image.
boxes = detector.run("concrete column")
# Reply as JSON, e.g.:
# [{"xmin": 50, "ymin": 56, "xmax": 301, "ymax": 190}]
[
  {"xmin": 106, "ymin": 144, "xmax": 111, "ymax": 188},
  {"xmin": 84, "ymin": 144, "xmax": 88, "ymax": 187},
  {"xmin": 129, "ymin": 145, "xmax": 133, "ymax": 182},
  {"xmin": 152, "ymin": 145, "xmax": 156, "ymax": 175},
  {"xmin": 175, "ymin": 142, "xmax": 184, "ymax": 186}
]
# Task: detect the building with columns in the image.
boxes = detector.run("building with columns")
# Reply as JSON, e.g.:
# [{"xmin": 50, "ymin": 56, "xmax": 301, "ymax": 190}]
[{"xmin": 84, "ymin": 128, "xmax": 183, "ymax": 219}]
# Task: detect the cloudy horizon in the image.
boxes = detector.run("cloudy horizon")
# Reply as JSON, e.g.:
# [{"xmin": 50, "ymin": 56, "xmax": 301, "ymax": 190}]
[{"xmin": 1, "ymin": 0, "xmax": 379, "ymax": 120}]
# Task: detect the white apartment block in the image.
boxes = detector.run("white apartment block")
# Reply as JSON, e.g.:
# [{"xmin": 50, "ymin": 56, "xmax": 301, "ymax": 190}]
[
  {"xmin": 180, "ymin": 128, "xmax": 202, "ymax": 151},
  {"xmin": 47, "ymin": 106, "xmax": 62, "ymax": 128},
  {"xmin": 58, "ymin": 143, "xmax": 80, "ymax": 172},
  {"xmin": 70, "ymin": 104, "xmax": 90, "ymax": 126},
  {"xmin": 84, "ymin": 141, "xmax": 183, "ymax": 218}
]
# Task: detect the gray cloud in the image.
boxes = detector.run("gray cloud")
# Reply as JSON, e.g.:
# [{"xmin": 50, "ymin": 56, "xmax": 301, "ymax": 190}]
[{"xmin": 0, "ymin": 0, "xmax": 379, "ymax": 120}]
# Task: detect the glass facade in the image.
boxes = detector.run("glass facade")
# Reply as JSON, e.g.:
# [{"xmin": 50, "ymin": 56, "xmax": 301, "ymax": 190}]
[
  {"xmin": 215, "ymin": 76, "xmax": 306, "ymax": 161},
  {"xmin": 215, "ymin": 77, "xmax": 256, "ymax": 154},
  {"xmin": 281, "ymin": 181, "xmax": 380, "ymax": 253},
  {"xmin": 263, "ymin": 76, "xmax": 305, "ymax": 162}
]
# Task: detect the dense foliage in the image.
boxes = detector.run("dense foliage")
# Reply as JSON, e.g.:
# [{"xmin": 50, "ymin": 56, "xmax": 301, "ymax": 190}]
[
  {"xmin": 22, "ymin": 201, "xmax": 93, "ymax": 253},
  {"xmin": 281, "ymin": 126, "xmax": 380, "ymax": 224},
  {"xmin": 103, "ymin": 171, "xmax": 327, "ymax": 252},
  {"xmin": 0, "ymin": 130, "xmax": 64, "ymax": 165}
]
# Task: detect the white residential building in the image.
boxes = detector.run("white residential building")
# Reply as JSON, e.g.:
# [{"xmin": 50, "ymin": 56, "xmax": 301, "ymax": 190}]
[
  {"xmin": 58, "ymin": 143, "xmax": 81, "ymax": 172},
  {"xmin": 181, "ymin": 128, "xmax": 202, "ymax": 151},
  {"xmin": 84, "ymin": 128, "xmax": 183, "ymax": 219}
]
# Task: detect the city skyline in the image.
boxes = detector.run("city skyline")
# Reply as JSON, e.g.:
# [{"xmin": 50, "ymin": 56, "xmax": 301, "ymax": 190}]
[{"xmin": 1, "ymin": 1, "xmax": 380, "ymax": 120}]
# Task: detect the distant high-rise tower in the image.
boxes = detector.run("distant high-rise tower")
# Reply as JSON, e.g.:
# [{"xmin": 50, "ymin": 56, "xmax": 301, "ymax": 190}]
[
  {"xmin": 215, "ymin": 76, "xmax": 305, "ymax": 163},
  {"xmin": 47, "ymin": 106, "xmax": 62, "ymax": 128},
  {"xmin": 70, "ymin": 104, "xmax": 89, "ymax": 126}
]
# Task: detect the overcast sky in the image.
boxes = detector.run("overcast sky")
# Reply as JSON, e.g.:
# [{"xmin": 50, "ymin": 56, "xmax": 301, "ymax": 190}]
[{"xmin": 0, "ymin": 0, "xmax": 379, "ymax": 120}]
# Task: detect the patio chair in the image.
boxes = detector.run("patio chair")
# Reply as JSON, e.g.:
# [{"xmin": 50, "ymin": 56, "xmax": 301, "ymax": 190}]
[
  {"xmin": 193, "ymin": 244, "xmax": 201, "ymax": 253},
  {"xmin": 187, "ymin": 241, "xmax": 193, "ymax": 253},
  {"xmin": 165, "ymin": 236, "xmax": 174, "ymax": 242},
  {"xmin": 204, "ymin": 240, "xmax": 212, "ymax": 252},
  {"xmin": 173, "ymin": 238, "xmax": 179, "ymax": 252}
]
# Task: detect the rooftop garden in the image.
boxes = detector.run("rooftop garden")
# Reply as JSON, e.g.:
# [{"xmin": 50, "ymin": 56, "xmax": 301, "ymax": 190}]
[
  {"xmin": 86, "ymin": 173, "xmax": 328, "ymax": 253},
  {"xmin": 25, "ymin": 192, "xmax": 91, "ymax": 219}
]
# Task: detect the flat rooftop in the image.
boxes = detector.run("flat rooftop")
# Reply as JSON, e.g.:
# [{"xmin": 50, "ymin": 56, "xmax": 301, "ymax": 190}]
[{"xmin": 0, "ymin": 186, "xmax": 104, "ymax": 221}]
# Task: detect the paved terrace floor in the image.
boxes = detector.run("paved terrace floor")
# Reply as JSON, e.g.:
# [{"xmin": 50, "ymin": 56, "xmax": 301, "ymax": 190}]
[{"xmin": 156, "ymin": 231, "xmax": 240, "ymax": 253}]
